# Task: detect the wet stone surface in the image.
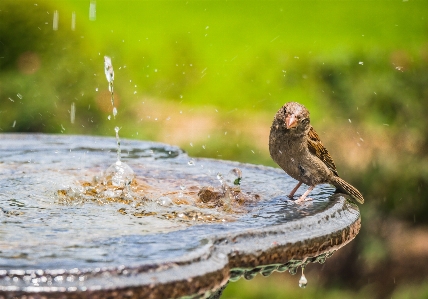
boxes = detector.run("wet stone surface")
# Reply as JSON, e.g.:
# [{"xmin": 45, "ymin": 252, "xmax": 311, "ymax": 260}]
[{"xmin": 0, "ymin": 134, "xmax": 361, "ymax": 298}]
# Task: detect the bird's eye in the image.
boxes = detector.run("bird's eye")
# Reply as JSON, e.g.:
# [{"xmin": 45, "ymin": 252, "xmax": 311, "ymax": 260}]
[{"xmin": 301, "ymin": 119, "xmax": 309, "ymax": 125}]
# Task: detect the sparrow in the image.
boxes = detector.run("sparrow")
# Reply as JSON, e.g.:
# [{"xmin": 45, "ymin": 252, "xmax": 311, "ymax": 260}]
[{"xmin": 269, "ymin": 102, "xmax": 364, "ymax": 204}]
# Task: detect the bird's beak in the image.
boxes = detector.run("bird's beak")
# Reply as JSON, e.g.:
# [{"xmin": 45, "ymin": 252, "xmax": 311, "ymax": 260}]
[{"xmin": 285, "ymin": 114, "xmax": 298, "ymax": 129}]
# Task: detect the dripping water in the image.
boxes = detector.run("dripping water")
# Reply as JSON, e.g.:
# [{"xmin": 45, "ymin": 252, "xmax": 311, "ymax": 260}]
[{"xmin": 298, "ymin": 267, "xmax": 308, "ymax": 288}]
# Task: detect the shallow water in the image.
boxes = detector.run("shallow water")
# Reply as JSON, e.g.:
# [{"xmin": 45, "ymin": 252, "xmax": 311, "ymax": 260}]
[{"xmin": 0, "ymin": 133, "xmax": 344, "ymax": 273}]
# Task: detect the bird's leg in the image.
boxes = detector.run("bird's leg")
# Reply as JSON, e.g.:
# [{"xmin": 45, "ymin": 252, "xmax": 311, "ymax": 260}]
[
  {"xmin": 288, "ymin": 181, "xmax": 302, "ymax": 198},
  {"xmin": 295, "ymin": 185, "xmax": 315, "ymax": 203}
]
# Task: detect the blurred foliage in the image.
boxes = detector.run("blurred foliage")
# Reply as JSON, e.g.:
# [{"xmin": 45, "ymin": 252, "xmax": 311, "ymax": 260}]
[
  {"xmin": 1, "ymin": 0, "xmax": 428, "ymax": 298},
  {"xmin": 0, "ymin": 0, "xmax": 104, "ymax": 134}
]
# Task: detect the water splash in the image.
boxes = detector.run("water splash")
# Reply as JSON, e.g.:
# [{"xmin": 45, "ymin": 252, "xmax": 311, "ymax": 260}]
[
  {"xmin": 103, "ymin": 160, "xmax": 134, "ymax": 187},
  {"xmin": 104, "ymin": 56, "xmax": 116, "ymax": 118},
  {"xmin": 114, "ymin": 126, "xmax": 121, "ymax": 162},
  {"xmin": 101, "ymin": 127, "xmax": 135, "ymax": 188},
  {"xmin": 216, "ymin": 169, "xmax": 242, "ymax": 211},
  {"xmin": 225, "ymin": 168, "xmax": 242, "ymax": 188}
]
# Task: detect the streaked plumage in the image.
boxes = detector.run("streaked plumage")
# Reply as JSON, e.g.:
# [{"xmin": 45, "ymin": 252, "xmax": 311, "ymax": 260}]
[{"xmin": 269, "ymin": 102, "xmax": 364, "ymax": 204}]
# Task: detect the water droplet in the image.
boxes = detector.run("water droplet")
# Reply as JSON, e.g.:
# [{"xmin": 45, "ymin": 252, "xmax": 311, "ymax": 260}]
[
  {"xmin": 289, "ymin": 267, "xmax": 297, "ymax": 275},
  {"xmin": 53, "ymin": 10, "xmax": 59, "ymax": 31},
  {"xmin": 95, "ymin": 88, "xmax": 98, "ymax": 91},
  {"xmin": 17, "ymin": 93, "xmax": 23, "ymax": 99},
  {"xmin": 226, "ymin": 168, "xmax": 242, "ymax": 186},
  {"xmin": 89, "ymin": 0, "xmax": 96, "ymax": 21},
  {"xmin": 71, "ymin": 11, "xmax": 76, "ymax": 31},
  {"xmin": 217, "ymin": 173, "xmax": 223, "ymax": 182},
  {"xmin": 104, "ymin": 56, "xmax": 114, "ymax": 83},
  {"xmin": 359, "ymin": 61, "xmax": 364, "ymax": 65},
  {"xmin": 113, "ymin": 107, "xmax": 118, "ymax": 117},
  {"xmin": 299, "ymin": 269, "xmax": 308, "ymax": 288},
  {"xmin": 70, "ymin": 102, "xmax": 76, "ymax": 124},
  {"xmin": 188, "ymin": 159, "xmax": 195, "ymax": 166}
]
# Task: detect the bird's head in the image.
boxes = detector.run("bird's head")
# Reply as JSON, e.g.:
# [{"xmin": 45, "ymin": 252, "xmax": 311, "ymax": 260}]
[{"xmin": 279, "ymin": 102, "xmax": 311, "ymax": 134}]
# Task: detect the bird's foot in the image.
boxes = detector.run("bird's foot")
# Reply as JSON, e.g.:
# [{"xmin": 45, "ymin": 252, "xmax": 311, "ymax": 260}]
[{"xmin": 294, "ymin": 196, "xmax": 313, "ymax": 204}]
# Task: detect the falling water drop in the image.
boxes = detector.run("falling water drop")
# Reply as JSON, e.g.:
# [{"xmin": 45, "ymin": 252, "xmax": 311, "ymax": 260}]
[
  {"xmin": 71, "ymin": 11, "xmax": 76, "ymax": 31},
  {"xmin": 298, "ymin": 267, "xmax": 308, "ymax": 288},
  {"xmin": 104, "ymin": 56, "xmax": 116, "ymax": 118},
  {"xmin": 70, "ymin": 102, "xmax": 76, "ymax": 124},
  {"xmin": 102, "ymin": 126, "xmax": 135, "ymax": 187},
  {"xmin": 114, "ymin": 126, "xmax": 121, "ymax": 162},
  {"xmin": 53, "ymin": 10, "xmax": 59, "ymax": 31},
  {"xmin": 89, "ymin": 0, "xmax": 96, "ymax": 21}
]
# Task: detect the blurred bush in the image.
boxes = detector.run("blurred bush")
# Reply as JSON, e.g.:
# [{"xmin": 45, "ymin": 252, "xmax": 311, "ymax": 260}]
[{"xmin": 0, "ymin": 0, "xmax": 102, "ymax": 134}]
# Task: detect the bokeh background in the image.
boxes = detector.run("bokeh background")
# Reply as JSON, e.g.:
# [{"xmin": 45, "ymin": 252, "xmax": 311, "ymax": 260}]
[{"xmin": 1, "ymin": 0, "xmax": 428, "ymax": 298}]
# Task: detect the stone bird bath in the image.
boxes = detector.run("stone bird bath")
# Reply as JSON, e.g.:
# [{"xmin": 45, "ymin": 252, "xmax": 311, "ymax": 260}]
[{"xmin": 0, "ymin": 134, "xmax": 360, "ymax": 298}]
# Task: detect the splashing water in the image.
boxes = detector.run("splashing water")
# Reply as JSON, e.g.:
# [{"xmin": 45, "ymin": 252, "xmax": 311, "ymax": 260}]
[
  {"xmin": 216, "ymin": 169, "xmax": 242, "ymax": 212},
  {"xmin": 114, "ymin": 126, "xmax": 121, "ymax": 162},
  {"xmin": 103, "ymin": 160, "xmax": 134, "ymax": 187},
  {"xmin": 102, "ymin": 127, "xmax": 135, "ymax": 187},
  {"xmin": 225, "ymin": 168, "xmax": 242, "ymax": 188},
  {"xmin": 104, "ymin": 56, "xmax": 116, "ymax": 118},
  {"xmin": 298, "ymin": 267, "xmax": 308, "ymax": 288}
]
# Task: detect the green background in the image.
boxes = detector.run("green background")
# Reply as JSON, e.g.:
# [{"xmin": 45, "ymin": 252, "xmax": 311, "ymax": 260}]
[{"xmin": 1, "ymin": 0, "xmax": 428, "ymax": 298}]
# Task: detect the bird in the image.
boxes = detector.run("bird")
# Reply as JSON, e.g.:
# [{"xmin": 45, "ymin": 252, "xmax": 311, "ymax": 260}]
[{"xmin": 269, "ymin": 102, "xmax": 364, "ymax": 204}]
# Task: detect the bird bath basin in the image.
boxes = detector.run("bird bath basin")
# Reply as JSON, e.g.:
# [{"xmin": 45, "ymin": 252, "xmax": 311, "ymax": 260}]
[{"xmin": 0, "ymin": 134, "xmax": 360, "ymax": 298}]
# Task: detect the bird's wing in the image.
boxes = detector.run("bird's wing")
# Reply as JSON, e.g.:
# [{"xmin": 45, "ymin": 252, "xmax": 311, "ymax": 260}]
[{"xmin": 307, "ymin": 126, "xmax": 339, "ymax": 176}]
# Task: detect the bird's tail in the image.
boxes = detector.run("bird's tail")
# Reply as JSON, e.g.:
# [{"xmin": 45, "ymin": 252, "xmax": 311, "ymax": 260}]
[{"xmin": 332, "ymin": 176, "xmax": 364, "ymax": 204}]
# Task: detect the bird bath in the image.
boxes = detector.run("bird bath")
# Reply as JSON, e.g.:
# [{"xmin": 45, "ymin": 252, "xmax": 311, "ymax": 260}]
[{"xmin": 0, "ymin": 133, "xmax": 360, "ymax": 298}]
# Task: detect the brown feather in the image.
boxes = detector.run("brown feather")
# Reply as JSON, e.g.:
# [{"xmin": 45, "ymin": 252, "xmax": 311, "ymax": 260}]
[{"xmin": 307, "ymin": 126, "xmax": 338, "ymax": 176}]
